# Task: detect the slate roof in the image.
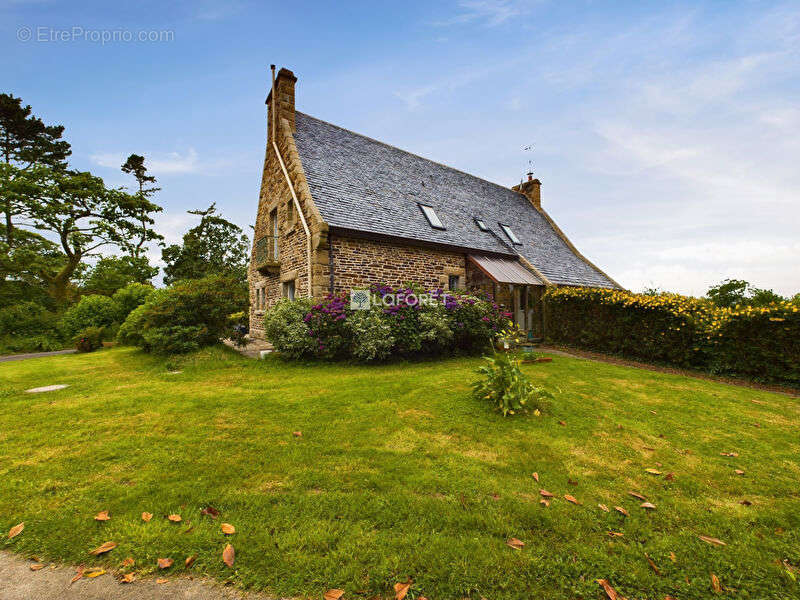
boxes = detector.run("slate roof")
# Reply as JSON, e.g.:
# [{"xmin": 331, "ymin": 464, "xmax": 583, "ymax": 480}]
[{"xmin": 293, "ymin": 111, "xmax": 618, "ymax": 288}]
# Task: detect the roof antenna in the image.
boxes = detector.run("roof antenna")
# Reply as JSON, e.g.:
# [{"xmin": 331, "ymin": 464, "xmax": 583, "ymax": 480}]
[{"xmin": 523, "ymin": 143, "xmax": 534, "ymax": 181}]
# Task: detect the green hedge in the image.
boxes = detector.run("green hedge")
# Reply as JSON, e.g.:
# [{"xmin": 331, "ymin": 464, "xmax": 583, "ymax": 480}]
[{"xmin": 543, "ymin": 287, "xmax": 800, "ymax": 383}]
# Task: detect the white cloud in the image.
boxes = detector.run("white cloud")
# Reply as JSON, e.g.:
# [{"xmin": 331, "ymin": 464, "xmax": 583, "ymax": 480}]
[
  {"xmin": 90, "ymin": 148, "xmax": 234, "ymax": 176},
  {"xmin": 434, "ymin": 0, "xmax": 533, "ymax": 27}
]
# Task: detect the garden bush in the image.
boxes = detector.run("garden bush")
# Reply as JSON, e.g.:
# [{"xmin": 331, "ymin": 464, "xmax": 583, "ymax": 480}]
[
  {"xmin": 75, "ymin": 326, "xmax": 105, "ymax": 352},
  {"xmin": 472, "ymin": 350, "xmax": 552, "ymax": 416},
  {"xmin": 0, "ymin": 301, "xmax": 61, "ymax": 338},
  {"xmin": 543, "ymin": 286, "xmax": 800, "ymax": 384},
  {"xmin": 112, "ymin": 283, "xmax": 154, "ymax": 321},
  {"xmin": 263, "ymin": 285, "xmax": 509, "ymax": 362},
  {"xmin": 59, "ymin": 294, "xmax": 119, "ymax": 338},
  {"xmin": 118, "ymin": 274, "xmax": 247, "ymax": 355}
]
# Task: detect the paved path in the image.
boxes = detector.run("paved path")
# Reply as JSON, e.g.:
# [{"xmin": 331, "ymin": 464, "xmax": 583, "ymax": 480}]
[
  {"xmin": 222, "ymin": 338, "xmax": 274, "ymax": 359},
  {"xmin": 0, "ymin": 349, "xmax": 77, "ymax": 363},
  {"xmin": 0, "ymin": 551, "xmax": 270, "ymax": 600}
]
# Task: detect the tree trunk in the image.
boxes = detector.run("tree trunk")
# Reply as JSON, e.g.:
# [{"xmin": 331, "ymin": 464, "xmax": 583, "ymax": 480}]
[{"xmin": 46, "ymin": 254, "xmax": 82, "ymax": 306}]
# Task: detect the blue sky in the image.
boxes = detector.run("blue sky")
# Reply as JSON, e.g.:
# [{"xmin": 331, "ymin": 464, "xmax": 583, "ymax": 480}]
[{"xmin": 3, "ymin": 0, "xmax": 799, "ymax": 295}]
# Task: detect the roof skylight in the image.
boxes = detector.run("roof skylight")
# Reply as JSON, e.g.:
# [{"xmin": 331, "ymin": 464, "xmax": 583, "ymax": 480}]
[
  {"xmin": 499, "ymin": 223, "xmax": 521, "ymax": 245},
  {"xmin": 474, "ymin": 218, "xmax": 489, "ymax": 231},
  {"xmin": 419, "ymin": 204, "xmax": 445, "ymax": 230}
]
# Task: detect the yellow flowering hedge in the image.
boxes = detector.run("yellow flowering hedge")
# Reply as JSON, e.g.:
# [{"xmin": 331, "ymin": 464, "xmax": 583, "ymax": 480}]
[
  {"xmin": 543, "ymin": 287, "xmax": 800, "ymax": 383},
  {"xmin": 708, "ymin": 302, "xmax": 800, "ymax": 383}
]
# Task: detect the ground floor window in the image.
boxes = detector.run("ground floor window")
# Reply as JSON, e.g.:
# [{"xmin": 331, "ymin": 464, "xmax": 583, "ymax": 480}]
[
  {"xmin": 282, "ymin": 280, "xmax": 295, "ymax": 300},
  {"xmin": 448, "ymin": 274, "xmax": 460, "ymax": 291}
]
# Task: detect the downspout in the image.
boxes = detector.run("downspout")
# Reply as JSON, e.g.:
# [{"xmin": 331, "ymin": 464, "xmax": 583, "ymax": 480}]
[{"xmin": 329, "ymin": 229, "xmax": 335, "ymax": 295}]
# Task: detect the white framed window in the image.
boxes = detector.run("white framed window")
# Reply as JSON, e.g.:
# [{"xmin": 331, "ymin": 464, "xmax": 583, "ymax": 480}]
[
  {"xmin": 418, "ymin": 204, "xmax": 445, "ymax": 230},
  {"xmin": 499, "ymin": 223, "xmax": 521, "ymax": 245}
]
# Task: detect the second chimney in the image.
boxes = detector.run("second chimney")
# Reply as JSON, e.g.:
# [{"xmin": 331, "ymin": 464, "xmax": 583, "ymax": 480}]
[
  {"xmin": 512, "ymin": 173, "xmax": 541, "ymax": 209},
  {"xmin": 267, "ymin": 67, "xmax": 298, "ymax": 134}
]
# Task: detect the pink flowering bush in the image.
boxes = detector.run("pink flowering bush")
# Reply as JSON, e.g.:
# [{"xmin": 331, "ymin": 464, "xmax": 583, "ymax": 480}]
[{"xmin": 264, "ymin": 284, "xmax": 510, "ymax": 362}]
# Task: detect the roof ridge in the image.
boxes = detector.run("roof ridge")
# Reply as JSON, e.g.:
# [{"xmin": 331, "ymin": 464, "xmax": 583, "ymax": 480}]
[{"xmin": 295, "ymin": 110, "xmax": 526, "ymax": 200}]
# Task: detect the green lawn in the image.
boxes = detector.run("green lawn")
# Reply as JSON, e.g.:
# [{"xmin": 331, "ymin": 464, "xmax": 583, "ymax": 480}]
[{"xmin": 1, "ymin": 347, "xmax": 798, "ymax": 599}]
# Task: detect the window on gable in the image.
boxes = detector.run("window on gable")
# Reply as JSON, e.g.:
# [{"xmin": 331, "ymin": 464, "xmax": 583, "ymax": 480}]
[
  {"xmin": 418, "ymin": 204, "xmax": 445, "ymax": 230},
  {"xmin": 286, "ymin": 198, "xmax": 294, "ymax": 227},
  {"xmin": 474, "ymin": 218, "xmax": 489, "ymax": 231},
  {"xmin": 499, "ymin": 223, "xmax": 521, "ymax": 245}
]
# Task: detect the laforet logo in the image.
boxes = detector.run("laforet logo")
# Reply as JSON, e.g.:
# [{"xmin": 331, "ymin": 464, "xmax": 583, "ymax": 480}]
[{"xmin": 350, "ymin": 289, "xmax": 370, "ymax": 310}]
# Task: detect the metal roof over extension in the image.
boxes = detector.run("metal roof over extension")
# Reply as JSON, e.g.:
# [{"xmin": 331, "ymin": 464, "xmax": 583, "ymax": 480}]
[{"xmin": 468, "ymin": 255, "xmax": 543, "ymax": 286}]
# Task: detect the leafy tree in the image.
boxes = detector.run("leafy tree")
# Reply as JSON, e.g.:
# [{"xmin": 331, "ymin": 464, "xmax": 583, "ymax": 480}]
[
  {"xmin": 120, "ymin": 154, "xmax": 162, "ymax": 258},
  {"xmin": 0, "ymin": 93, "xmax": 71, "ymax": 247},
  {"xmin": 161, "ymin": 203, "xmax": 249, "ymax": 285},
  {"xmin": 749, "ymin": 287, "xmax": 785, "ymax": 307},
  {"xmin": 706, "ymin": 279, "xmax": 750, "ymax": 308},
  {"xmin": 80, "ymin": 255, "xmax": 157, "ymax": 296},
  {"xmin": 15, "ymin": 165, "xmax": 161, "ymax": 303}
]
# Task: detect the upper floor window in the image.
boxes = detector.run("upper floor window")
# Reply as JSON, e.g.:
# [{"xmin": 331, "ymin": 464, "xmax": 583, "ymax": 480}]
[
  {"xmin": 418, "ymin": 204, "xmax": 445, "ymax": 230},
  {"xmin": 474, "ymin": 218, "xmax": 489, "ymax": 231},
  {"xmin": 499, "ymin": 223, "xmax": 521, "ymax": 245},
  {"xmin": 286, "ymin": 198, "xmax": 295, "ymax": 227}
]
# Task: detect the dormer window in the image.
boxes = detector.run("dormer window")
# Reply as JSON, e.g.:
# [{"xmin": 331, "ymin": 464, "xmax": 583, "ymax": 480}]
[
  {"xmin": 474, "ymin": 218, "xmax": 488, "ymax": 231},
  {"xmin": 499, "ymin": 223, "xmax": 521, "ymax": 245},
  {"xmin": 419, "ymin": 204, "xmax": 445, "ymax": 230}
]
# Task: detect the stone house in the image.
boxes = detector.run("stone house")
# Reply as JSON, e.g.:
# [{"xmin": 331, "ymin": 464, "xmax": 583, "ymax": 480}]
[{"xmin": 249, "ymin": 67, "xmax": 620, "ymax": 339}]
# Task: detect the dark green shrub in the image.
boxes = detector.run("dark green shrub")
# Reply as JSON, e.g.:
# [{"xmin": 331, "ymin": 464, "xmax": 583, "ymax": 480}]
[
  {"xmin": 472, "ymin": 350, "xmax": 552, "ymax": 416},
  {"xmin": 59, "ymin": 295, "xmax": 119, "ymax": 338},
  {"xmin": 75, "ymin": 326, "xmax": 105, "ymax": 352},
  {"xmin": 120, "ymin": 274, "xmax": 246, "ymax": 355},
  {"xmin": 0, "ymin": 301, "xmax": 61, "ymax": 338},
  {"xmin": 263, "ymin": 298, "xmax": 315, "ymax": 358},
  {"xmin": 112, "ymin": 283, "xmax": 154, "ymax": 321}
]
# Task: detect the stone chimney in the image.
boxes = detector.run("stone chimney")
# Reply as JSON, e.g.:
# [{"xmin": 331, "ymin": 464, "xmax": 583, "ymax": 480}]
[
  {"xmin": 267, "ymin": 67, "xmax": 297, "ymax": 133},
  {"xmin": 512, "ymin": 172, "xmax": 541, "ymax": 209}
]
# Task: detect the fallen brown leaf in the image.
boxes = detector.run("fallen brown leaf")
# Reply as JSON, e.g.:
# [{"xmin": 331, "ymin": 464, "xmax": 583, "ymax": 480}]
[
  {"xmin": 94, "ymin": 511, "xmax": 110, "ymax": 521},
  {"xmin": 324, "ymin": 589, "xmax": 345, "ymax": 600},
  {"xmin": 167, "ymin": 514, "xmax": 182, "ymax": 523},
  {"xmin": 222, "ymin": 543, "xmax": 235, "ymax": 567},
  {"xmin": 539, "ymin": 489, "xmax": 554, "ymax": 498},
  {"xmin": 221, "ymin": 523, "xmax": 236, "ymax": 535},
  {"xmin": 669, "ymin": 552, "xmax": 677, "ymax": 562},
  {"xmin": 8, "ymin": 522, "xmax": 24, "ymax": 539},
  {"xmin": 568, "ymin": 479, "xmax": 578, "ymax": 486},
  {"xmin": 506, "ymin": 537, "xmax": 525, "ymax": 549},
  {"xmin": 30, "ymin": 564, "xmax": 44, "ymax": 571},
  {"xmin": 628, "ymin": 491, "xmax": 647, "ymax": 501},
  {"xmin": 740, "ymin": 499, "xmax": 752, "ymax": 506},
  {"xmin": 156, "ymin": 578, "xmax": 168, "ymax": 584},
  {"xmin": 185, "ymin": 554, "xmax": 197, "ymax": 568},
  {"xmin": 394, "ymin": 580, "xmax": 412, "ymax": 600},
  {"xmin": 89, "ymin": 541, "xmax": 117, "ymax": 555},
  {"xmin": 292, "ymin": 431, "xmax": 302, "ymax": 437},
  {"xmin": 645, "ymin": 468, "xmax": 662, "ymax": 475},
  {"xmin": 640, "ymin": 502, "xmax": 656, "ymax": 510},
  {"xmin": 711, "ymin": 573, "xmax": 722, "ymax": 593},
  {"xmin": 558, "ymin": 420, "xmax": 566, "ymax": 426},
  {"xmin": 120, "ymin": 573, "xmax": 135, "ymax": 584},
  {"xmin": 720, "ymin": 451, "xmax": 739, "ymax": 457},
  {"xmin": 598, "ymin": 503, "xmax": 610, "ymax": 512},
  {"xmin": 121, "ymin": 557, "xmax": 134, "ymax": 567},
  {"xmin": 540, "ymin": 498, "xmax": 550, "ymax": 507},
  {"xmin": 615, "ymin": 506, "xmax": 629, "ymax": 516},
  {"xmin": 665, "ymin": 472, "xmax": 675, "ymax": 481},
  {"xmin": 698, "ymin": 535, "xmax": 726, "ymax": 546},
  {"xmin": 596, "ymin": 578, "xmax": 626, "ymax": 600},
  {"xmin": 532, "ymin": 472, "xmax": 539, "ymax": 482},
  {"xmin": 200, "ymin": 506, "xmax": 219, "ymax": 518},
  {"xmin": 564, "ymin": 494, "xmax": 580, "ymax": 505},
  {"xmin": 70, "ymin": 567, "xmax": 85, "ymax": 584},
  {"xmin": 141, "ymin": 512, "xmax": 152, "ymax": 522},
  {"xmin": 646, "ymin": 554, "xmax": 661, "ymax": 575},
  {"xmin": 734, "ymin": 469, "xmax": 745, "ymax": 475},
  {"xmin": 157, "ymin": 558, "xmax": 173, "ymax": 569},
  {"xmin": 607, "ymin": 531, "xmax": 624, "ymax": 537}
]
